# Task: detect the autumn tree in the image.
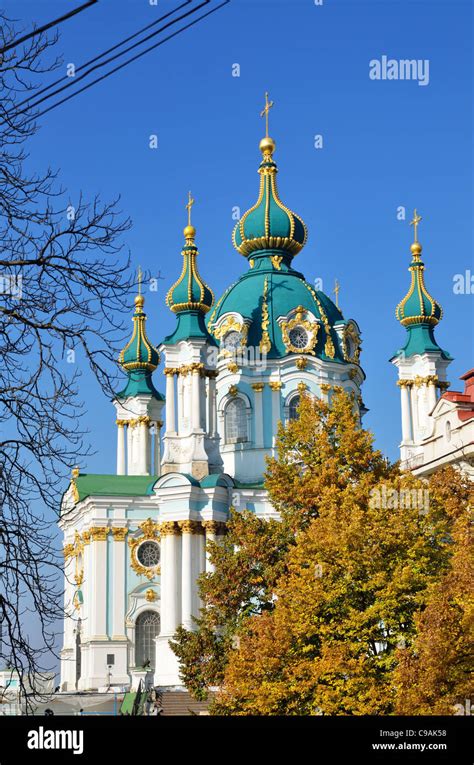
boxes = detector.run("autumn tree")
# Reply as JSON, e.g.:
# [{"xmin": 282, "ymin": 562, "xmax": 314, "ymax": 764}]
[
  {"xmin": 172, "ymin": 391, "xmax": 471, "ymax": 715},
  {"xmin": 393, "ymin": 474, "xmax": 473, "ymax": 715},
  {"xmin": 171, "ymin": 390, "xmax": 394, "ymax": 702}
]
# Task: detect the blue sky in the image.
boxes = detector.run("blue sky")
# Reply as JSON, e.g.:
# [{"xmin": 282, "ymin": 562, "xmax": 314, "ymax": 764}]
[{"xmin": 6, "ymin": 0, "xmax": 473, "ymax": 470}]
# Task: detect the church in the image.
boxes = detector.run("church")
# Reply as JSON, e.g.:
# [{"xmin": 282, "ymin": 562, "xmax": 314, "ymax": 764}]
[{"xmin": 59, "ymin": 98, "xmax": 469, "ymax": 694}]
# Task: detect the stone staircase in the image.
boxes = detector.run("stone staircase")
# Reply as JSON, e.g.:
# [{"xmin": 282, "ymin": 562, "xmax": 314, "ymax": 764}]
[{"xmin": 159, "ymin": 690, "xmax": 210, "ymax": 716}]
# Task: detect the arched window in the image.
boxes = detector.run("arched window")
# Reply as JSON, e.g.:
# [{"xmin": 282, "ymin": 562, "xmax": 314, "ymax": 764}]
[
  {"xmin": 135, "ymin": 610, "xmax": 160, "ymax": 669},
  {"xmin": 225, "ymin": 398, "xmax": 248, "ymax": 443},
  {"xmin": 288, "ymin": 395, "xmax": 300, "ymax": 421}
]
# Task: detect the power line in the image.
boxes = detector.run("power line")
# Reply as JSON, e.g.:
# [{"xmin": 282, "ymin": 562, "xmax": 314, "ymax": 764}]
[
  {"xmin": 0, "ymin": 1, "xmax": 99, "ymax": 56},
  {"xmin": 13, "ymin": 0, "xmax": 193, "ymax": 113},
  {"xmin": 10, "ymin": 0, "xmax": 209, "ymax": 123},
  {"xmin": 17, "ymin": 1, "xmax": 230, "ymax": 127}
]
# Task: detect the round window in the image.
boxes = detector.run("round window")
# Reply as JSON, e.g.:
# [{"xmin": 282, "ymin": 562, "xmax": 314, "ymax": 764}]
[
  {"xmin": 137, "ymin": 541, "xmax": 160, "ymax": 568},
  {"xmin": 288, "ymin": 326, "xmax": 309, "ymax": 349},
  {"xmin": 223, "ymin": 330, "xmax": 242, "ymax": 350}
]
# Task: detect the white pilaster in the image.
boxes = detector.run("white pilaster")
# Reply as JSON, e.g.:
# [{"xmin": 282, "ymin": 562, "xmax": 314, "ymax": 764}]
[
  {"xmin": 89, "ymin": 528, "xmax": 108, "ymax": 639},
  {"xmin": 179, "ymin": 521, "xmax": 194, "ymax": 630},
  {"xmin": 165, "ymin": 372, "xmax": 176, "ymax": 434},
  {"xmin": 399, "ymin": 382, "xmax": 413, "ymax": 443},
  {"xmin": 191, "ymin": 370, "xmax": 201, "ymax": 430},
  {"xmin": 252, "ymin": 383, "xmax": 264, "ymax": 448},
  {"xmin": 269, "ymin": 382, "xmax": 282, "ymax": 446},
  {"xmin": 111, "ymin": 528, "xmax": 127, "ymax": 639},
  {"xmin": 116, "ymin": 421, "xmax": 126, "ymax": 475}
]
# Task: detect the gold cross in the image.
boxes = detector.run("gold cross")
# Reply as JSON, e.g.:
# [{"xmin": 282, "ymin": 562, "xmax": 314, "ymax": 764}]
[
  {"xmin": 333, "ymin": 279, "xmax": 340, "ymax": 308},
  {"xmin": 186, "ymin": 190, "xmax": 195, "ymax": 226},
  {"xmin": 137, "ymin": 265, "xmax": 143, "ymax": 295},
  {"xmin": 260, "ymin": 91, "xmax": 274, "ymax": 138},
  {"xmin": 410, "ymin": 209, "xmax": 422, "ymax": 243}
]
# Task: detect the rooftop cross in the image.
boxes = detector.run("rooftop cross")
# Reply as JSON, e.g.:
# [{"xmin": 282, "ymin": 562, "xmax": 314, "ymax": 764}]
[
  {"xmin": 186, "ymin": 190, "xmax": 195, "ymax": 227},
  {"xmin": 410, "ymin": 208, "xmax": 422, "ymax": 243},
  {"xmin": 137, "ymin": 265, "xmax": 143, "ymax": 296},
  {"xmin": 333, "ymin": 278, "xmax": 340, "ymax": 309},
  {"xmin": 260, "ymin": 91, "xmax": 274, "ymax": 138}
]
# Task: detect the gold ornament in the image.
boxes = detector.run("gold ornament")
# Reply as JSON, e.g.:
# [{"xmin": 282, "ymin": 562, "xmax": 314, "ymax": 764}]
[
  {"xmin": 280, "ymin": 305, "xmax": 318, "ymax": 355},
  {"xmin": 128, "ymin": 518, "xmax": 161, "ymax": 580},
  {"xmin": 259, "ymin": 277, "xmax": 272, "ymax": 354},
  {"xmin": 269, "ymin": 381, "xmax": 283, "ymax": 391},
  {"xmin": 145, "ymin": 588, "xmax": 157, "ymax": 603},
  {"xmin": 251, "ymin": 383, "xmax": 265, "ymax": 392}
]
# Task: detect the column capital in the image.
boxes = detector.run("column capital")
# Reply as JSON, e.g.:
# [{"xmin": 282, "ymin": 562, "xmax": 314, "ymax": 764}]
[
  {"xmin": 116, "ymin": 419, "xmax": 127, "ymax": 427},
  {"xmin": 178, "ymin": 520, "xmax": 204, "ymax": 535},
  {"xmin": 159, "ymin": 521, "xmax": 180, "ymax": 536},
  {"xmin": 251, "ymin": 382, "xmax": 265, "ymax": 392},
  {"xmin": 164, "ymin": 367, "xmax": 179, "ymax": 376},
  {"xmin": 90, "ymin": 526, "xmax": 108, "ymax": 542},
  {"xmin": 202, "ymin": 520, "xmax": 226, "ymax": 535},
  {"xmin": 111, "ymin": 527, "xmax": 128, "ymax": 542},
  {"xmin": 269, "ymin": 381, "xmax": 282, "ymax": 391}
]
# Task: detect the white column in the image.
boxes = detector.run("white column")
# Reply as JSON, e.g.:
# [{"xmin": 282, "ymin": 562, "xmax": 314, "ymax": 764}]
[
  {"xmin": 191, "ymin": 370, "xmax": 201, "ymax": 431},
  {"xmin": 427, "ymin": 379, "xmax": 437, "ymax": 412},
  {"xmin": 116, "ymin": 421, "xmax": 126, "ymax": 475},
  {"xmin": 252, "ymin": 383, "xmax": 264, "ymax": 447},
  {"xmin": 153, "ymin": 422, "xmax": 161, "ymax": 475},
  {"xmin": 111, "ymin": 528, "xmax": 127, "ymax": 638},
  {"xmin": 159, "ymin": 523, "xmax": 180, "ymax": 635},
  {"xmin": 165, "ymin": 372, "xmax": 176, "ymax": 434},
  {"xmin": 89, "ymin": 528, "xmax": 108, "ymax": 638},
  {"xmin": 208, "ymin": 374, "xmax": 217, "ymax": 436},
  {"xmin": 126, "ymin": 423, "xmax": 133, "ymax": 475},
  {"xmin": 81, "ymin": 534, "xmax": 91, "ymax": 642},
  {"xmin": 203, "ymin": 521, "xmax": 217, "ymax": 573},
  {"xmin": 179, "ymin": 521, "xmax": 194, "ymax": 630},
  {"xmin": 410, "ymin": 384, "xmax": 419, "ymax": 442},
  {"xmin": 137, "ymin": 418, "xmax": 149, "ymax": 475},
  {"xmin": 400, "ymin": 382, "xmax": 413, "ymax": 443},
  {"xmin": 269, "ymin": 382, "xmax": 282, "ymax": 446}
]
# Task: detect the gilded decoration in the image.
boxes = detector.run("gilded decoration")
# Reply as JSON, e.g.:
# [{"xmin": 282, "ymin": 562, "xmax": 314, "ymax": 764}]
[
  {"xmin": 159, "ymin": 521, "xmax": 180, "ymax": 536},
  {"xmin": 229, "ymin": 384, "xmax": 238, "ymax": 397},
  {"xmin": 295, "ymin": 357, "xmax": 307, "ymax": 370},
  {"xmin": 269, "ymin": 381, "xmax": 282, "ymax": 391},
  {"xmin": 111, "ymin": 527, "xmax": 128, "ymax": 542},
  {"xmin": 128, "ymin": 518, "xmax": 161, "ymax": 580},
  {"xmin": 251, "ymin": 383, "xmax": 265, "ymax": 392},
  {"xmin": 202, "ymin": 520, "xmax": 227, "ymax": 535},
  {"xmin": 303, "ymin": 282, "xmax": 335, "ymax": 359},
  {"xmin": 270, "ymin": 255, "xmax": 283, "ymax": 270},
  {"xmin": 90, "ymin": 526, "xmax": 108, "ymax": 542},
  {"xmin": 213, "ymin": 315, "xmax": 249, "ymax": 358},
  {"xmin": 178, "ymin": 520, "xmax": 204, "ymax": 535},
  {"xmin": 342, "ymin": 323, "xmax": 361, "ymax": 364},
  {"xmin": 145, "ymin": 588, "xmax": 157, "ymax": 603},
  {"xmin": 280, "ymin": 305, "xmax": 319, "ymax": 355},
  {"xmin": 227, "ymin": 361, "xmax": 239, "ymax": 373},
  {"xmin": 260, "ymin": 277, "xmax": 272, "ymax": 354}
]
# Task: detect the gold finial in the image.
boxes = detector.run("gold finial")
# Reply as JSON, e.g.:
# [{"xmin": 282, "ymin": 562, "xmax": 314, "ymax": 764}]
[
  {"xmin": 409, "ymin": 209, "xmax": 423, "ymax": 257},
  {"xmin": 410, "ymin": 209, "xmax": 422, "ymax": 243},
  {"xmin": 184, "ymin": 191, "xmax": 196, "ymax": 242},
  {"xmin": 333, "ymin": 279, "xmax": 340, "ymax": 309},
  {"xmin": 260, "ymin": 91, "xmax": 274, "ymax": 138},
  {"xmin": 134, "ymin": 265, "xmax": 145, "ymax": 310},
  {"xmin": 71, "ymin": 466, "xmax": 80, "ymax": 479}
]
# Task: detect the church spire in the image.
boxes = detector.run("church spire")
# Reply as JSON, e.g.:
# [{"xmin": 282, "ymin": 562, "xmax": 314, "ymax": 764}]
[
  {"xmin": 166, "ymin": 192, "xmax": 214, "ymax": 315},
  {"xmin": 232, "ymin": 92, "xmax": 307, "ymax": 261},
  {"xmin": 395, "ymin": 209, "xmax": 445, "ymax": 357},
  {"xmin": 117, "ymin": 273, "xmax": 162, "ymax": 398}
]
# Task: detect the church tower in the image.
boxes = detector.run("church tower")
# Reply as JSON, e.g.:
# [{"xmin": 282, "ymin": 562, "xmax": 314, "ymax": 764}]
[
  {"xmin": 207, "ymin": 94, "xmax": 366, "ymax": 484},
  {"xmin": 160, "ymin": 194, "xmax": 223, "ymax": 479},
  {"xmin": 391, "ymin": 210, "xmax": 452, "ymax": 469},
  {"xmin": 114, "ymin": 283, "xmax": 165, "ymax": 476}
]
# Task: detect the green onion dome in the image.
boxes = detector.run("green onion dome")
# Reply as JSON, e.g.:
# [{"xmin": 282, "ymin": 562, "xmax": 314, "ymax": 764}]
[
  {"xmin": 393, "ymin": 213, "xmax": 450, "ymax": 361},
  {"xmin": 232, "ymin": 137, "xmax": 307, "ymax": 260},
  {"xmin": 396, "ymin": 241, "xmax": 442, "ymax": 327},
  {"xmin": 117, "ymin": 292, "xmax": 163, "ymax": 399},
  {"xmin": 119, "ymin": 293, "xmax": 160, "ymax": 371},
  {"xmin": 166, "ymin": 225, "xmax": 214, "ymax": 314}
]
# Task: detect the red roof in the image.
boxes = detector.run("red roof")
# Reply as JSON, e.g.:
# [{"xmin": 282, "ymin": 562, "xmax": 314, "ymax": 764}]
[{"xmin": 441, "ymin": 368, "xmax": 474, "ymax": 421}]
